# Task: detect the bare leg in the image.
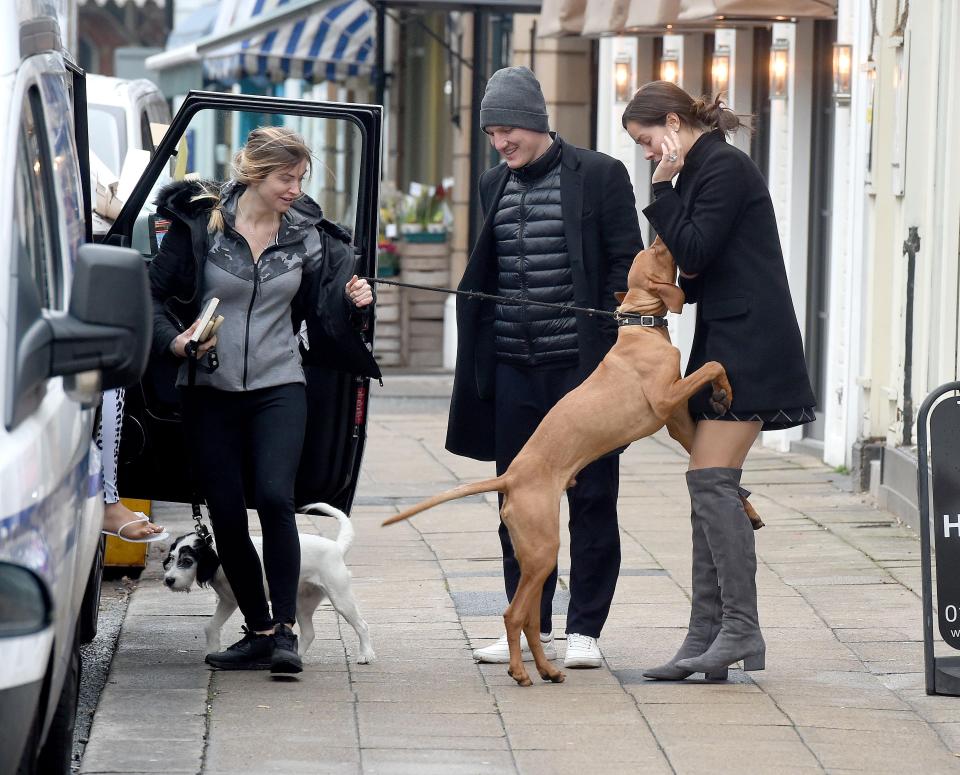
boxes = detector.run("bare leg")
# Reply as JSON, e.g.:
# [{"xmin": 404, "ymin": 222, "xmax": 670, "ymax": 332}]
[
  {"xmin": 668, "ymin": 410, "xmax": 763, "ymax": 529},
  {"xmin": 689, "ymin": 420, "xmax": 762, "ymax": 470}
]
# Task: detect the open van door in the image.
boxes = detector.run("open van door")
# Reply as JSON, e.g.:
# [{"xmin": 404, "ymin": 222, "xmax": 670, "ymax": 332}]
[{"xmin": 105, "ymin": 91, "xmax": 382, "ymax": 512}]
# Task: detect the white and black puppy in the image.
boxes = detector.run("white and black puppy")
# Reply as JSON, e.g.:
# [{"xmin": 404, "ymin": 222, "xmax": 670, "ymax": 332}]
[{"xmin": 162, "ymin": 502, "xmax": 375, "ymax": 664}]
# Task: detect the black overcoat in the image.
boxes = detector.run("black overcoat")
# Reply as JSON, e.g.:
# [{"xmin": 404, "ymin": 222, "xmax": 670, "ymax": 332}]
[
  {"xmin": 643, "ymin": 129, "xmax": 815, "ymax": 416},
  {"xmin": 445, "ymin": 142, "xmax": 643, "ymax": 461}
]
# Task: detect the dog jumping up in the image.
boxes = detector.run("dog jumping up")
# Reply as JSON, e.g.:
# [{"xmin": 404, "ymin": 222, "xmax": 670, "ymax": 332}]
[
  {"xmin": 382, "ymin": 237, "xmax": 761, "ymax": 687},
  {"xmin": 163, "ymin": 502, "xmax": 376, "ymax": 664}
]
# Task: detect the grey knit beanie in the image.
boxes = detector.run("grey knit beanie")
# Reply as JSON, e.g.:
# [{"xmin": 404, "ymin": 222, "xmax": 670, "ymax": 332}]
[{"xmin": 480, "ymin": 66, "xmax": 549, "ymax": 133}]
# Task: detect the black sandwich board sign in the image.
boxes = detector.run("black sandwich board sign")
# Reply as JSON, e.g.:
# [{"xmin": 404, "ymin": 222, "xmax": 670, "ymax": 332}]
[{"xmin": 918, "ymin": 382, "xmax": 960, "ymax": 695}]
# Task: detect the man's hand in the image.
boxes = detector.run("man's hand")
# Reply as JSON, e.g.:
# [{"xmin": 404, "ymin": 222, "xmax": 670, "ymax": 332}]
[{"xmin": 346, "ymin": 275, "xmax": 374, "ymax": 308}]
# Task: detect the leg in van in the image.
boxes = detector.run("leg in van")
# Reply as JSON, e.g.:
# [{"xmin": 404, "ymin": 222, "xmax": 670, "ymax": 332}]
[{"xmin": 98, "ymin": 387, "xmax": 167, "ymax": 542}]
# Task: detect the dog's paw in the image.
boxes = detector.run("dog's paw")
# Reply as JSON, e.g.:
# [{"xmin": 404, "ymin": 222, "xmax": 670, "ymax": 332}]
[
  {"xmin": 357, "ymin": 651, "xmax": 376, "ymax": 664},
  {"xmin": 709, "ymin": 388, "xmax": 729, "ymax": 415}
]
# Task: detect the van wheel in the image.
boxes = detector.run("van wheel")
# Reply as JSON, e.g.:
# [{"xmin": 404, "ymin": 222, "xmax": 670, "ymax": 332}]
[
  {"xmin": 79, "ymin": 536, "xmax": 105, "ymax": 643},
  {"xmin": 34, "ymin": 629, "xmax": 81, "ymax": 775}
]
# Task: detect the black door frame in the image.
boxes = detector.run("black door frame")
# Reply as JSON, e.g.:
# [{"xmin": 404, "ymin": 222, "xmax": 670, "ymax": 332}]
[{"xmin": 106, "ymin": 91, "xmax": 382, "ymax": 261}]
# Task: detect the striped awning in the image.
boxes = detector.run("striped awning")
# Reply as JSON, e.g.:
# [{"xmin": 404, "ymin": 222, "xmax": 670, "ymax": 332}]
[{"xmin": 203, "ymin": 0, "xmax": 375, "ymax": 84}]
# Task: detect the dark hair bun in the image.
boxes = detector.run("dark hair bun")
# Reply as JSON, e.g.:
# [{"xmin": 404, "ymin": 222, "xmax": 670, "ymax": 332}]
[{"xmin": 693, "ymin": 94, "xmax": 742, "ymax": 133}]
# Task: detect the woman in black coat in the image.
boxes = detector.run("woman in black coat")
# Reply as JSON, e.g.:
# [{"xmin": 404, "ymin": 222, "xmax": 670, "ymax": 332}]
[{"xmin": 622, "ymin": 81, "xmax": 815, "ymax": 680}]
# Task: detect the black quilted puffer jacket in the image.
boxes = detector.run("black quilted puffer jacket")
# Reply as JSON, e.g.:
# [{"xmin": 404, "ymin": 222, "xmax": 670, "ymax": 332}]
[{"xmin": 492, "ymin": 138, "xmax": 577, "ymax": 366}]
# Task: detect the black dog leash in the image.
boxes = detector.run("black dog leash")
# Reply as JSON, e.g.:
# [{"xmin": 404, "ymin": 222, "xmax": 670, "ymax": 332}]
[{"xmin": 361, "ymin": 276, "xmax": 667, "ymax": 327}]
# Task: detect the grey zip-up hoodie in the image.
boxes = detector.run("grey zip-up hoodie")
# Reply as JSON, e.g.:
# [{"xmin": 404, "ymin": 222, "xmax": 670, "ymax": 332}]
[{"xmin": 176, "ymin": 181, "xmax": 323, "ymax": 391}]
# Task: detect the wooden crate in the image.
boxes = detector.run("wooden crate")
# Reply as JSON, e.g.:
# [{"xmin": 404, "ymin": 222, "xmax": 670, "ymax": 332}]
[{"xmin": 387, "ymin": 239, "xmax": 451, "ymax": 368}]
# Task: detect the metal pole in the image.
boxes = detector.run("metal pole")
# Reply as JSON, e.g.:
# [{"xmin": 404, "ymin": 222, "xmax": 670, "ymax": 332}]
[
  {"xmin": 902, "ymin": 226, "xmax": 920, "ymax": 445},
  {"xmin": 375, "ymin": 2, "xmax": 386, "ymax": 108},
  {"xmin": 468, "ymin": 10, "xmax": 489, "ymax": 252}
]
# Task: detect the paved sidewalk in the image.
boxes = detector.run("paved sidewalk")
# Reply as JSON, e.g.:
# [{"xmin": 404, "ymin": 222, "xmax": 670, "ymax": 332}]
[{"xmin": 80, "ymin": 375, "xmax": 960, "ymax": 774}]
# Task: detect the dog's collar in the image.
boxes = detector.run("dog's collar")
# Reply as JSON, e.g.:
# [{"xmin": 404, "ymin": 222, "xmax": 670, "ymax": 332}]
[{"xmin": 615, "ymin": 311, "xmax": 669, "ymax": 328}]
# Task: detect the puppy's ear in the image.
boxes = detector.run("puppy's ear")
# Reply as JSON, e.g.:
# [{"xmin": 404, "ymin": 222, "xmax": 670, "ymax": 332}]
[
  {"xmin": 195, "ymin": 542, "xmax": 221, "ymax": 587},
  {"xmin": 614, "ymin": 291, "xmax": 626, "ymax": 304},
  {"xmin": 650, "ymin": 282, "xmax": 685, "ymax": 314}
]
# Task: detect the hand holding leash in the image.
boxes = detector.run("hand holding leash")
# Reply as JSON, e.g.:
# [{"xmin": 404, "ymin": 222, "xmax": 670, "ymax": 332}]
[{"xmin": 346, "ymin": 275, "xmax": 374, "ymax": 308}]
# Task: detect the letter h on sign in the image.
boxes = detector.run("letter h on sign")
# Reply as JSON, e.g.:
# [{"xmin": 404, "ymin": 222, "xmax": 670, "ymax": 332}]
[{"xmin": 946, "ymin": 515, "xmax": 960, "ymax": 538}]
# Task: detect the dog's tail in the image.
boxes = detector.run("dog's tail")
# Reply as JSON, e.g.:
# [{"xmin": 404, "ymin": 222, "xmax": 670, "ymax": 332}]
[
  {"xmin": 299, "ymin": 502, "xmax": 355, "ymax": 556},
  {"xmin": 381, "ymin": 475, "xmax": 508, "ymax": 527}
]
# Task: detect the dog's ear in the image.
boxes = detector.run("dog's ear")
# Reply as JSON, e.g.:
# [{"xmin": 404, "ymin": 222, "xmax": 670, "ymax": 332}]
[
  {"xmin": 614, "ymin": 291, "xmax": 626, "ymax": 304},
  {"xmin": 650, "ymin": 282, "xmax": 685, "ymax": 314},
  {"xmin": 195, "ymin": 541, "xmax": 221, "ymax": 587}
]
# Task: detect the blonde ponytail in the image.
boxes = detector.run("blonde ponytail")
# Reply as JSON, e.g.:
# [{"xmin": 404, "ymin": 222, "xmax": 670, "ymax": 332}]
[{"xmin": 189, "ymin": 182, "xmax": 226, "ymax": 233}]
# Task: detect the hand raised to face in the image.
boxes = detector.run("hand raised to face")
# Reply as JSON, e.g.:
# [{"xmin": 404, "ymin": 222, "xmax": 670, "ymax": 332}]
[{"xmin": 652, "ymin": 129, "xmax": 684, "ymax": 184}]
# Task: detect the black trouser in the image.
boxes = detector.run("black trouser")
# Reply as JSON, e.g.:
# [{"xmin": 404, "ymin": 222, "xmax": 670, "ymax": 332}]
[
  {"xmin": 181, "ymin": 383, "xmax": 306, "ymax": 632},
  {"xmin": 494, "ymin": 362, "xmax": 621, "ymax": 638}
]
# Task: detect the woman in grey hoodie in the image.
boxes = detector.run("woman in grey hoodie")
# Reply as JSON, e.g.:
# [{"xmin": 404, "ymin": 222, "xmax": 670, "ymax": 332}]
[{"xmin": 150, "ymin": 126, "xmax": 379, "ymax": 675}]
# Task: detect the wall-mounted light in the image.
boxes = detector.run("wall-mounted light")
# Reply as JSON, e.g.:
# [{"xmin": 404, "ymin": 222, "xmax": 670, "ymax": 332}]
[
  {"xmin": 660, "ymin": 51, "xmax": 680, "ymax": 85},
  {"xmin": 770, "ymin": 38, "xmax": 790, "ymax": 99},
  {"xmin": 832, "ymin": 43, "xmax": 852, "ymax": 103},
  {"xmin": 711, "ymin": 45, "xmax": 730, "ymax": 97},
  {"xmin": 614, "ymin": 56, "xmax": 633, "ymax": 103}
]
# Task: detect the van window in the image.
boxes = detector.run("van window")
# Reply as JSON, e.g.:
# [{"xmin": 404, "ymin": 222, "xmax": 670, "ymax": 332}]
[
  {"xmin": 14, "ymin": 88, "xmax": 61, "ymax": 310},
  {"xmin": 88, "ymin": 104, "xmax": 127, "ymax": 179}
]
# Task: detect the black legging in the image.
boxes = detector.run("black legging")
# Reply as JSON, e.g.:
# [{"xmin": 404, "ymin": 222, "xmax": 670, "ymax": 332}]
[{"xmin": 181, "ymin": 383, "xmax": 306, "ymax": 631}]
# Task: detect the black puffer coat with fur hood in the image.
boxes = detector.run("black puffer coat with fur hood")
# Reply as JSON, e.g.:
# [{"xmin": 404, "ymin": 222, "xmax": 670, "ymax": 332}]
[{"xmin": 149, "ymin": 179, "xmax": 381, "ymax": 381}]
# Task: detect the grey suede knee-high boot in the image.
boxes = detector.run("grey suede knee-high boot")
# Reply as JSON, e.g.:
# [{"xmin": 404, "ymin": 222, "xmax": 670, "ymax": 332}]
[
  {"xmin": 643, "ymin": 511, "xmax": 726, "ymax": 681},
  {"xmin": 675, "ymin": 468, "xmax": 765, "ymax": 675}
]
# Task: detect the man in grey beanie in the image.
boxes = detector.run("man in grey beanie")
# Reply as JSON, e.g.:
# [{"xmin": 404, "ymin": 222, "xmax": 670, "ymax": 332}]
[{"xmin": 446, "ymin": 66, "xmax": 644, "ymax": 670}]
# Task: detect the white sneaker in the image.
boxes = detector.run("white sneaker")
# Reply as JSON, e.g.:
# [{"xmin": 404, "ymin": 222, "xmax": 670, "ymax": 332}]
[
  {"xmin": 564, "ymin": 633, "xmax": 603, "ymax": 668},
  {"xmin": 473, "ymin": 633, "xmax": 556, "ymax": 664}
]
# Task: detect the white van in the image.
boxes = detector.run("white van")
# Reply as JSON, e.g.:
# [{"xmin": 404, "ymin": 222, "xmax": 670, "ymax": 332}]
[
  {"xmin": 86, "ymin": 73, "xmax": 170, "ymax": 181},
  {"xmin": 0, "ymin": 4, "xmax": 152, "ymax": 773}
]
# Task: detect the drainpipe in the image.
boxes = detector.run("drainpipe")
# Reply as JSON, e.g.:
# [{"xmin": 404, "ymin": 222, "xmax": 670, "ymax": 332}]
[
  {"xmin": 902, "ymin": 225, "xmax": 920, "ymax": 446},
  {"xmin": 375, "ymin": 2, "xmax": 386, "ymax": 108}
]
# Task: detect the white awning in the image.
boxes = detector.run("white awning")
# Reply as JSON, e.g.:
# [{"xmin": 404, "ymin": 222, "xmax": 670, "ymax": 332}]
[
  {"xmin": 678, "ymin": 0, "xmax": 835, "ymax": 20},
  {"xmin": 540, "ymin": 0, "xmax": 834, "ymax": 37},
  {"xmin": 203, "ymin": 0, "xmax": 374, "ymax": 83}
]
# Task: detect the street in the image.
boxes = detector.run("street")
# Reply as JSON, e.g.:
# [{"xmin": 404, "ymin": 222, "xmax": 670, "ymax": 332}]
[{"xmin": 75, "ymin": 374, "xmax": 960, "ymax": 774}]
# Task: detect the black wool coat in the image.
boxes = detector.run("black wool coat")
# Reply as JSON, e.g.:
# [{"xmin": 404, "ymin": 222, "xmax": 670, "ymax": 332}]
[
  {"xmin": 643, "ymin": 129, "xmax": 815, "ymax": 416},
  {"xmin": 446, "ymin": 142, "xmax": 643, "ymax": 461}
]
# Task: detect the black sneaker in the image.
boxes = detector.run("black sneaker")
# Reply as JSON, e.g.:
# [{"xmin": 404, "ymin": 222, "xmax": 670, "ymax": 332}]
[
  {"xmin": 271, "ymin": 624, "xmax": 303, "ymax": 674},
  {"xmin": 205, "ymin": 627, "xmax": 274, "ymax": 670}
]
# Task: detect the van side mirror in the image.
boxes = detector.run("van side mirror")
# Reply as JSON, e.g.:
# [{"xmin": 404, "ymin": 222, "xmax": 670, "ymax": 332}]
[
  {"xmin": 4, "ymin": 243, "xmax": 152, "ymax": 429},
  {"xmin": 50, "ymin": 243, "xmax": 152, "ymax": 389}
]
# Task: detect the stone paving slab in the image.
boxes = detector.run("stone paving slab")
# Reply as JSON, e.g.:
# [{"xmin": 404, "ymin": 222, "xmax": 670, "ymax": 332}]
[{"xmin": 80, "ymin": 376, "xmax": 960, "ymax": 774}]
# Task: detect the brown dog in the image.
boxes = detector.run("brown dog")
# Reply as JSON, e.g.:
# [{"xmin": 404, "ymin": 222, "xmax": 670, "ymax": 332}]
[{"xmin": 382, "ymin": 238, "xmax": 760, "ymax": 687}]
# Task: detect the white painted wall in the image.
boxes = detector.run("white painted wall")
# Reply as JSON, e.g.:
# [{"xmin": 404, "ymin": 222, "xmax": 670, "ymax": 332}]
[{"xmin": 762, "ymin": 20, "xmax": 814, "ymax": 453}]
